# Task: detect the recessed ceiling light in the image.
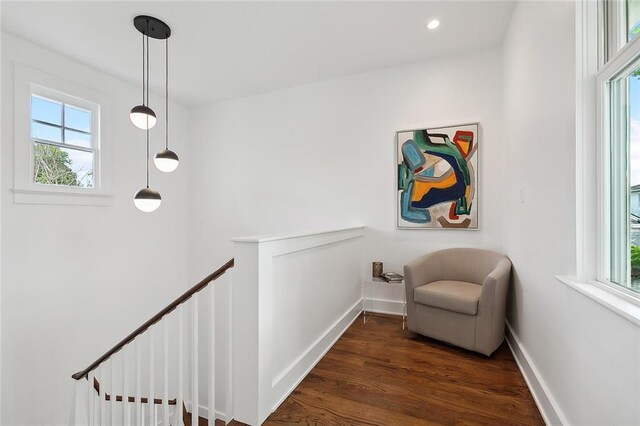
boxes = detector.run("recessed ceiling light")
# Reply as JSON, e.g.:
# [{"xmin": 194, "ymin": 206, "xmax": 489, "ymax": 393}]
[{"xmin": 427, "ymin": 19, "xmax": 440, "ymax": 30}]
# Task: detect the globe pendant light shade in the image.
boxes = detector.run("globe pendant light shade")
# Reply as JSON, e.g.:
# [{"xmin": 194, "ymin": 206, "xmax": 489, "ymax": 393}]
[
  {"xmin": 133, "ymin": 187, "xmax": 162, "ymax": 212},
  {"xmin": 130, "ymin": 105, "xmax": 157, "ymax": 130},
  {"xmin": 154, "ymin": 149, "xmax": 179, "ymax": 173}
]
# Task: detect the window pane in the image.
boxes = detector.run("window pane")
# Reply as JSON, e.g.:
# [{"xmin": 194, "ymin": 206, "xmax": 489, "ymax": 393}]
[
  {"xmin": 64, "ymin": 104, "xmax": 91, "ymax": 132},
  {"xmin": 630, "ymin": 65, "xmax": 640, "ymax": 293},
  {"xmin": 31, "ymin": 121, "xmax": 62, "ymax": 143},
  {"xmin": 33, "ymin": 143, "xmax": 94, "ymax": 188},
  {"xmin": 31, "ymin": 95, "xmax": 62, "ymax": 125},
  {"xmin": 629, "ymin": 0, "xmax": 640, "ymax": 41},
  {"xmin": 64, "ymin": 129, "xmax": 91, "ymax": 148}
]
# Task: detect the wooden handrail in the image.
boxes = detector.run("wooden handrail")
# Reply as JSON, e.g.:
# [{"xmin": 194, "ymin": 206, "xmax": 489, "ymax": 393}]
[{"xmin": 72, "ymin": 258, "xmax": 235, "ymax": 380}]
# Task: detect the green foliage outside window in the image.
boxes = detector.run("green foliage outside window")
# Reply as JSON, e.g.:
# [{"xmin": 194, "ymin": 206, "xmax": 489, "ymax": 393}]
[
  {"xmin": 631, "ymin": 245, "xmax": 640, "ymax": 274},
  {"xmin": 34, "ymin": 144, "xmax": 89, "ymax": 187},
  {"xmin": 633, "ymin": 23, "xmax": 640, "ymax": 77}
]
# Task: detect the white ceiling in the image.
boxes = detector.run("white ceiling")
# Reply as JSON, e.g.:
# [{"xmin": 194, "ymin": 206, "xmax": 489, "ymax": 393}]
[{"xmin": 1, "ymin": 1, "xmax": 515, "ymax": 107}]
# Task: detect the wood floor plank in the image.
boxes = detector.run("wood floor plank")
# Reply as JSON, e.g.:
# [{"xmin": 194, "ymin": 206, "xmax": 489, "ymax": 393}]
[{"xmin": 265, "ymin": 313, "xmax": 543, "ymax": 426}]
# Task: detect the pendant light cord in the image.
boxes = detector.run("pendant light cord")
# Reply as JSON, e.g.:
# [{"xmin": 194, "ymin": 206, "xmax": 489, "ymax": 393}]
[
  {"xmin": 145, "ymin": 25, "xmax": 150, "ymax": 188},
  {"xmin": 165, "ymin": 38, "xmax": 169, "ymax": 150},
  {"xmin": 146, "ymin": 126, "xmax": 150, "ymax": 188},
  {"xmin": 146, "ymin": 33, "xmax": 150, "ymax": 107},
  {"xmin": 141, "ymin": 31, "xmax": 145, "ymax": 105}
]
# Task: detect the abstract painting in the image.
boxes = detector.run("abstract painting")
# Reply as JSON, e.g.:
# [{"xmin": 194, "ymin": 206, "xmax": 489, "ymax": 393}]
[{"xmin": 396, "ymin": 123, "xmax": 478, "ymax": 229}]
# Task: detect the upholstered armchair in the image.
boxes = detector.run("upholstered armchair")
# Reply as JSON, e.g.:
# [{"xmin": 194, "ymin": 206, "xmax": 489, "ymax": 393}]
[{"xmin": 403, "ymin": 248, "xmax": 512, "ymax": 356}]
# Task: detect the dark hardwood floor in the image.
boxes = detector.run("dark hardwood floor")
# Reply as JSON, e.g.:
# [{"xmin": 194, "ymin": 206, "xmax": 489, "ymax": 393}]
[{"xmin": 264, "ymin": 313, "xmax": 544, "ymax": 426}]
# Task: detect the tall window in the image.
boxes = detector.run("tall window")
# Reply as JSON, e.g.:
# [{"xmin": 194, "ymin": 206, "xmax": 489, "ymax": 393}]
[
  {"xmin": 600, "ymin": 0, "xmax": 640, "ymax": 296},
  {"xmin": 30, "ymin": 93, "xmax": 96, "ymax": 188}
]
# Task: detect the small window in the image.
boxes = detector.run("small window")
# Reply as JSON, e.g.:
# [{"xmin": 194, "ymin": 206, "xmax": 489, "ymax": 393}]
[
  {"xmin": 30, "ymin": 93, "xmax": 96, "ymax": 188},
  {"xmin": 13, "ymin": 64, "xmax": 112, "ymax": 206}
]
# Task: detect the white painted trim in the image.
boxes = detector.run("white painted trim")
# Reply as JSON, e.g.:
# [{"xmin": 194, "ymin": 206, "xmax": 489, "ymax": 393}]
[
  {"xmin": 0, "ymin": 12, "xmax": 3, "ymax": 420},
  {"xmin": 555, "ymin": 275, "xmax": 640, "ymax": 326},
  {"xmin": 575, "ymin": 0, "xmax": 598, "ymax": 281},
  {"xmin": 184, "ymin": 401, "xmax": 228, "ymax": 424},
  {"xmin": 505, "ymin": 322, "xmax": 568, "ymax": 426},
  {"xmin": 12, "ymin": 188, "xmax": 113, "ymax": 206},
  {"xmin": 598, "ymin": 23, "xmax": 640, "ymax": 82},
  {"xmin": 233, "ymin": 227, "xmax": 364, "ymax": 425},
  {"xmin": 231, "ymin": 226, "xmax": 364, "ymax": 243},
  {"xmin": 271, "ymin": 298, "xmax": 362, "ymax": 411},
  {"xmin": 12, "ymin": 62, "xmax": 114, "ymax": 205},
  {"xmin": 225, "ymin": 272, "xmax": 234, "ymax": 423},
  {"xmin": 363, "ymin": 298, "xmax": 405, "ymax": 316}
]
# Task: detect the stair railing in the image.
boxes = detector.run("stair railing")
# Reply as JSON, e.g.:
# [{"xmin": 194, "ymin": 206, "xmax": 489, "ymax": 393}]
[{"xmin": 71, "ymin": 258, "xmax": 234, "ymax": 426}]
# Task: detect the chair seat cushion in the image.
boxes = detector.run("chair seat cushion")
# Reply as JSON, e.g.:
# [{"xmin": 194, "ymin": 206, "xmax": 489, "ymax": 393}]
[{"xmin": 414, "ymin": 280, "xmax": 482, "ymax": 315}]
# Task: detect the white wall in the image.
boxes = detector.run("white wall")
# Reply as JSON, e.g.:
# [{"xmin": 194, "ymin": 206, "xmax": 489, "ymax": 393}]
[
  {"xmin": 189, "ymin": 49, "xmax": 504, "ymax": 272},
  {"xmin": 188, "ymin": 46, "xmax": 505, "ymax": 276},
  {"xmin": 1, "ymin": 33, "xmax": 191, "ymax": 426},
  {"xmin": 188, "ymin": 46, "xmax": 505, "ymax": 419},
  {"xmin": 503, "ymin": 2, "xmax": 640, "ymax": 425}
]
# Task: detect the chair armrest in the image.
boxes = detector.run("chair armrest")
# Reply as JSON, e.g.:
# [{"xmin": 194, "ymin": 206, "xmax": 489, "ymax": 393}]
[
  {"xmin": 403, "ymin": 252, "xmax": 442, "ymax": 332},
  {"xmin": 475, "ymin": 257, "xmax": 512, "ymax": 355},
  {"xmin": 479, "ymin": 257, "xmax": 512, "ymax": 303}
]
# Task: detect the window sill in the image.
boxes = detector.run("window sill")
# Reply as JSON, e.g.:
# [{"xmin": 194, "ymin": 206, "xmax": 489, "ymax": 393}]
[
  {"xmin": 12, "ymin": 188, "xmax": 113, "ymax": 206},
  {"xmin": 555, "ymin": 275, "xmax": 640, "ymax": 327}
]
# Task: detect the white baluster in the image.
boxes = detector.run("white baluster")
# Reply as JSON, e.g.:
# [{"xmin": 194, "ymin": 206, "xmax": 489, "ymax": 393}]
[
  {"xmin": 163, "ymin": 319, "xmax": 170, "ymax": 426},
  {"xmin": 191, "ymin": 296, "xmax": 199, "ymax": 426},
  {"xmin": 110, "ymin": 356, "xmax": 116, "ymax": 426},
  {"xmin": 74, "ymin": 376, "xmax": 91, "ymax": 426},
  {"xmin": 149, "ymin": 326, "xmax": 155, "ymax": 426},
  {"xmin": 88, "ymin": 374, "xmax": 95, "ymax": 426},
  {"xmin": 123, "ymin": 345, "xmax": 130, "ymax": 426},
  {"xmin": 208, "ymin": 285, "xmax": 215, "ymax": 426},
  {"xmin": 136, "ymin": 338, "xmax": 142, "ymax": 426},
  {"xmin": 178, "ymin": 305, "xmax": 184, "ymax": 426},
  {"xmin": 100, "ymin": 362, "xmax": 107, "ymax": 426},
  {"xmin": 97, "ymin": 364, "xmax": 104, "ymax": 426}
]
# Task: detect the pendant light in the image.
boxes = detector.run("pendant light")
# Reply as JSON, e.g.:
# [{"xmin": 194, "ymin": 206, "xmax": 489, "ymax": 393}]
[
  {"xmin": 154, "ymin": 37, "xmax": 180, "ymax": 173},
  {"xmin": 132, "ymin": 16, "xmax": 170, "ymax": 212},
  {"xmin": 130, "ymin": 19, "xmax": 157, "ymax": 130},
  {"xmin": 134, "ymin": 119, "xmax": 161, "ymax": 212}
]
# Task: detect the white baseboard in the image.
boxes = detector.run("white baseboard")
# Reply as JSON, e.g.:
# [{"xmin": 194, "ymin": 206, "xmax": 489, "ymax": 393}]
[
  {"xmin": 184, "ymin": 401, "xmax": 228, "ymax": 423},
  {"xmin": 271, "ymin": 298, "xmax": 362, "ymax": 412},
  {"xmin": 505, "ymin": 321, "xmax": 568, "ymax": 426},
  {"xmin": 364, "ymin": 298, "xmax": 404, "ymax": 316}
]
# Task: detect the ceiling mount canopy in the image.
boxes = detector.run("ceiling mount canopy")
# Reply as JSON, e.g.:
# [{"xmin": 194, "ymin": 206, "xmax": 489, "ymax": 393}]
[{"xmin": 133, "ymin": 15, "xmax": 171, "ymax": 40}]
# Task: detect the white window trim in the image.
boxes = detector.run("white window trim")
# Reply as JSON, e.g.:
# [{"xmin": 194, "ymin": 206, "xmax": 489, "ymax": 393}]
[
  {"xmin": 572, "ymin": 0, "xmax": 640, "ymax": 325},
  {"xmin": 605, "ymin": 0, "xmax": 628, "ymax": 60},
  {"xmin": 556, "ymin": 275, "xmax": 640, "ymax": 326},
  {"xmin": 13, "ymin": 63, "xmax": 113, "ymax": 206},
  {"xmin": 31, "ymin": 86, "xmax": 100, "ymax": 190}
]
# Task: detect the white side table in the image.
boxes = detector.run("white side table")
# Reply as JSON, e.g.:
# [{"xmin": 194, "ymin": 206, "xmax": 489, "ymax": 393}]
[{"xmin": 363, "ymin": 277, "xmax": 406, "ymax": 329}]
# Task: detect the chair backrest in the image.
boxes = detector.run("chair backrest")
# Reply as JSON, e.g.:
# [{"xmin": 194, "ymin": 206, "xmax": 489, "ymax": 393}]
[{"xmin": 426, "ymin": 248, "xmax": 506, "ymax": 285}]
